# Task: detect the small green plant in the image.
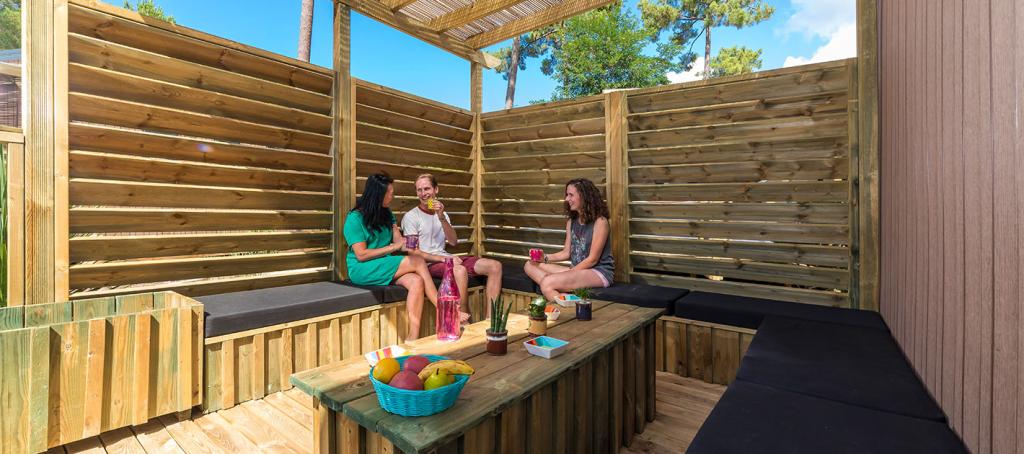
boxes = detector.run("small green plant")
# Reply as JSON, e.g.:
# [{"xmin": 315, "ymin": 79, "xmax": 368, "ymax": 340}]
[
  {"xmin": 572, "ymin": 288, "xmax": 593, "ymax": 301},
  {"xmin": 528, "ymin": 297, "xmax": 547, "ymax": 318},
  {"xmin": 488, "ymin": 295, "xmax": 513, "ymax": 334}
]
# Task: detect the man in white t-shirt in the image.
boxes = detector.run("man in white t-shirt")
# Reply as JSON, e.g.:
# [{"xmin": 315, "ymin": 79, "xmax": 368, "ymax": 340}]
[{"xmin": 402, "ymin": 174, "xmax": 503, "ymax": 320}]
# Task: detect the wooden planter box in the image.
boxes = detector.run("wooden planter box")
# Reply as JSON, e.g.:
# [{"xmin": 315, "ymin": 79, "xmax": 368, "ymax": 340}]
[{"xmin": 0, "ymin": 291, "xmax": 203, "ymax": 453}]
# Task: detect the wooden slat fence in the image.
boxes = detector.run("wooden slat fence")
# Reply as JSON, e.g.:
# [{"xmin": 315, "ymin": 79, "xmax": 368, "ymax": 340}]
[{"xmin": 65, "ymin": 2, "xmax": 335, "ymax": 298}]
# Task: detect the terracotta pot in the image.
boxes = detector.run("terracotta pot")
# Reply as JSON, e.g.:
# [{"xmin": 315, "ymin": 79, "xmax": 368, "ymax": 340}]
[
  {"xmin": 486, "ymin": 330, "xmax": 508, "ymax": 355},
  {"xmin": 528, "ymin": 316, "xmax": 547, "ymax": 336}
]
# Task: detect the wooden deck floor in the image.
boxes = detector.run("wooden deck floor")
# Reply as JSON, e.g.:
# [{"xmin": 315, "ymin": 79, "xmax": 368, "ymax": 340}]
[{"xmin": 53, "ymin": 373, "xmax": 723, "ymax": 454}]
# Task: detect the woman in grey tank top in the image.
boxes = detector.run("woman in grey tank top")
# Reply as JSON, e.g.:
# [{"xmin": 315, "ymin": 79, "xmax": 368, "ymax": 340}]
[{"xmin": 524, "ymin": 178, "xmax": 615, "ymax": 303}]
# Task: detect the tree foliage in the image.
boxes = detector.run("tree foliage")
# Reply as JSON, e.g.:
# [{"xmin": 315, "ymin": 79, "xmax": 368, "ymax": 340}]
[
  {"xmin": 538, "ymin": 5, "xmax": 685, "ymax": 101},
  {"xmin": 123, "ymin": 0, "xmax": 175, "ymax": 24},
  {"xmin": 0, "ymin": 0, "xmax": 20, "ymax": 50},
  {"xmin": 707, "ymin": 45, "xmax": 762, "ymax": 77}
]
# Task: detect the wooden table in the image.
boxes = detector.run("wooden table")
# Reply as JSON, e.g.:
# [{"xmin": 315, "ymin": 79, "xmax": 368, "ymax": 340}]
[{"xmin": 291, "ymin": 301, "xmax": 661, "ymax": 454}]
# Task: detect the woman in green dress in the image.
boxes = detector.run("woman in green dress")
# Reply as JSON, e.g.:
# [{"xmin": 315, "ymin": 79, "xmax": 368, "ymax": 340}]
[{"xmin": 344, "ymin": 173, "xmax": 437, "ymax": 340}]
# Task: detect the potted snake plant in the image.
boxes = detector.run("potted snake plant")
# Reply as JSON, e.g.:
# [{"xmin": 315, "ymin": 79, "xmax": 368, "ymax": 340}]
[
  {"xmin": 528, "ymin": 297, "xmax": 548, "ymax": 336},
  {"xmin": 486, "ymin": 295, "xmax": 513, "ymax": 355}
]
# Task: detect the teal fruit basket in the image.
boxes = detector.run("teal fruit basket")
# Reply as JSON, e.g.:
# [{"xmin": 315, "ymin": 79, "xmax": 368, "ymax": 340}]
[{"xmin": 368, "ymin": 354, "xmax": 469, "ymax": 417}]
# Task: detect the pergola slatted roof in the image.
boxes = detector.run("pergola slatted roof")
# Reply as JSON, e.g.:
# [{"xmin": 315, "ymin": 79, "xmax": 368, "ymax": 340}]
[{"xmin": 335, "ymin": 0, "xmax": 616, "ymax": 67}]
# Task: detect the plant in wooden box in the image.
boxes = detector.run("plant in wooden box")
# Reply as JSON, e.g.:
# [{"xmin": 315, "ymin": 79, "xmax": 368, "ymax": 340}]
[
  {"xmin": 572, "ymin": 288, "xmax": 594, "ymax": 321},
  {"xmin": 528, "ymin": 297, "xmax": 548, "ymax": 336},
  {"xmin": 486, "ymin": 295, "xmax": 514, "ymax": 355}
]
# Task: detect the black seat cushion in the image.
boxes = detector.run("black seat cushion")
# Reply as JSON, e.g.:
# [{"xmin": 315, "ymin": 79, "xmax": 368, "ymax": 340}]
[
  {"xmin": 674, "ymin": 291, "xmax": 889, "ymax": 331},
  {"xmin": 736, "ymin": 316, "xmax": 946, "ymax": 422},
  {"xmin": 501, "ymin": 266, "xmax": 538, "ymax": 294},
  {"xmin": 340, "ymin": 281, "xmax": 409, "ymax": 303},
  {"xmin": 688, "ymin": 380, "xmax": 966, "ymax": 454},
  {"xmin": 198, "ymin": 282, "xmax": 378, "ymax": 337},
  {"xmin": 590, "ymin": 283, "xmax": 689, "ymax": 315}
]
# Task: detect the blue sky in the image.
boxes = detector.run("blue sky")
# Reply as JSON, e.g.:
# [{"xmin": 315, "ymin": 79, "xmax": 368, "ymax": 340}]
[{"xmin": 110, "ymin": 0, "xmax": 855, "ymax": 112}]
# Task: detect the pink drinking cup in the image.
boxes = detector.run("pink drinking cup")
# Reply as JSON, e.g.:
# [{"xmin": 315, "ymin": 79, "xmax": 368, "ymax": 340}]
[
  {"xmin": 405, "ymin": 234, "xmax": 419, "ymax": 250},
  {"xmin": 529, "ymin": 248, "xmax": 544, "ymax": 262}
]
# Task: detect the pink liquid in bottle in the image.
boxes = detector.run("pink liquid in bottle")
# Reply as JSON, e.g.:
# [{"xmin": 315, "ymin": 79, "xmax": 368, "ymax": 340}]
[{"xmin": 436, "ymin": 257, "xmax": 462, "ymax": 342}]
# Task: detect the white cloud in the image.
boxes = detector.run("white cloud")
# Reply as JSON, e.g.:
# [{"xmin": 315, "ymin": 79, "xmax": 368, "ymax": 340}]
[
  {"xmin": 667, "ymin": 56, "xmax": 705, "ymax": 84},
  {"xmin": 782, "ymin": 0, "xmax": 856, "ymax": 68},
  {"xmin": 783, "ymin": 23, "xmax": 856, "ymax": 67}
]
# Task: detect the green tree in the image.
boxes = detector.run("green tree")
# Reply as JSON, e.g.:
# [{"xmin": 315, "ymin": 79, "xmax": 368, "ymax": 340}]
[
  {"xmin": 640, "ymin": 0, "xmax": 773, "ymax": 78},
  {"xmin": 0, "ymin": 0, "xmax": 20, "ymax": 50},
  {"xmin": 490, "ymin": 29, "xmax": 554, "ymax": 109},
  {"xmin": 123, "ymin": 0, "xmax": 175, "ymax": 24},
  {"xmin": 707, "ymin": 45, "xmax": 761, "ymax": 77},
  {"xmin": 539, "ymin": 5, "xmax": 685, "ymax": 100}
]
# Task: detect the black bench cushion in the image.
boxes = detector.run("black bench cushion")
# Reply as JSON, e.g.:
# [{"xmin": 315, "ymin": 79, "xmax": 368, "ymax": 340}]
[
  {"xmin": 736, "ymin": 316, "xmax": 946, "ymax": 422},
  {"xmin": 198, "ymin": 282, "xmax": 378, "ymax": 337},
  {"xmin": 341, "ymin": 281, "xmax": 408, "ymax": 303},
  {"xmin": 501, "ymin": 266, "xmax": 538, "ymax": 294},
  {"xmin": 674, "ymin": 291, "xmax": 889, "ymax": 331},
  {"xmin": 590, "ymin": 283, "xmax": 689, "ymax": 315},
  {"xmin": 688, "ymin": 380, "xmax": 966, "ymax": 454}
]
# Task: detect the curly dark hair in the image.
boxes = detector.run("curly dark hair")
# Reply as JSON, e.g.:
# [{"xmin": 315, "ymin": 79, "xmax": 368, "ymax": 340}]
[
  {"xmin": 352, "ymin": 172, "xmax": 394, "ymax": 233},
  {"xmin": 564, "ymin": 178, "xmax": 609, "ymax": 225}
]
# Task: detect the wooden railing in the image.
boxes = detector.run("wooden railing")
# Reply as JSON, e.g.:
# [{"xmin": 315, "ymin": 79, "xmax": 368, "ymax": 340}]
[{"xmin": 2, "ymin": 128, "xmax": 24, "ymax": 307}]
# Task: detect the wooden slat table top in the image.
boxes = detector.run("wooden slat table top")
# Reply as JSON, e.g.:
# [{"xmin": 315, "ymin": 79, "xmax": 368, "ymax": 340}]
[{"xmin": 291, "ymin": 301, "xmax": 662, "ymax": 454}]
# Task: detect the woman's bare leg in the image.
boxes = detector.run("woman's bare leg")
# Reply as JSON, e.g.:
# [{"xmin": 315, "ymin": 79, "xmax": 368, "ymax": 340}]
[
  {"xmin": 524, "ymin": 260, "xmax": 570, "ymax": 285},
  {"xmin": 539, "ymin": 269, "xmax": 606, "ymax": 302},
  {"xmin": 394, "ymin": 273, "xmax": 424, "ymax": 341},
  {"xmin": 395, "ymin": 255, "xmax": 438, "ymax": 305}
]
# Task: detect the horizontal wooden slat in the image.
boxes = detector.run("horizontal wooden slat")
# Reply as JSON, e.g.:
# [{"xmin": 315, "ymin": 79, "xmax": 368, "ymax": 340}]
[
  {"xmin": 69, "ymin": 92, "xmax": 331, "ymax": 153},
  {"xmin": 69, "ymin": 123, "xmax": 332, "ymax": 172},
  {"xmin": 630, "ymin": 272, "xmax": 848, "ymax": 307},
  {"xmin": 628, "ymin": 91, "xmax": 848, "ymax": 131},
  {"xmin": 386, "ymin": 197, "xmax": 472, "ymax": 213},
  {"xmin": 68, "ymin": 63, "xmax": 332, "ymax": 134},
  {"xmin": 356, "ymin": 177, "xmax": 473, "ymax": 200},
  {"xmin": 69, "ymin": 33, "xmax": 331, "ymax": 114},
  {"xmin": 70, "ymin": 151, "xmax": 332, "ymax": 192},
  {"xmin": 356, "ymin": 142, "xmax": 472, "ymax": 171},
  {"xmin": 482, "ymin": 134, "xmax": 606, "ymax": 158},
  {"xmin": 482, "ymin": 100, "xmax": 604, "ymax": 130},
  {"xmin": 356, "ymin": 160, "xmax": 473, "ymax": 187},
  {"xmin": 70, "ymin": 251, "xmax": 332, "ymax": 288},
  {"xmin": 628, "ymin": 137, "xmax": 847, "ymax": 166},
  {"xmin": 629, "ymin": 219, "xmax": 849, "ymax": 244},
  {"xmin": 482, "ymin": 151, "xmax": 605, "ymax": 172},
  {"xmin": 482, "ymin": 240, "xmax": 561, "ymax": 257},
  {"xmin": 627, "ymin": 63, "xmax": 849, "ymax": 114},
  {"xmin": 70, "ymin": 208, "xmax": 332, "ymax": 234},
  {"xmin": 356, "ymin": 103, "xmax": 472, "ymax": 143},
  {"xmin": 70, "ymin": 179, "xmax": 332, "ymax": 210},
  {"xmin": 483, "ymin": 213, "xmax": 567, "ymax": 230},
  {"xmin": 629, "ymin": 181, "xmax": 847, "ymax": 203},
  {"xmin": 631, "ymin": 253, "xmax": 849, "ymax": 290},
  {"xmin": 481, "ymin": 117, "xmax": 604, "ymax": 144},
  {"xmin": 482, "ymin": 200, "xmax": 566, "ymax": 216},
  {"xmin": 629, "ymin": 158, "xmax": 848, "ymax": 184},
  {"xmin": 70, "ymin": 231, "xmax": 332, "ymax": 261},
  {"xmin": 630, "ymin": 236, "xmax": 849, "ymax": 267},
  {"xmin": 629, "ymin": 202, "xmax": 848, "ymax": 224},
  {"xmin": 482, "ymin": 227, "xmax": 565, "ymax": 247},
  {"xmin": 628, "ymin": 113, "xmax": 848, "ymax": 149},
  {"xmin": 483, "ymin": 184, "xmax": 605, "ymax": 201},
  {"xmin": 482, "ymin": 168, "xmax": 606, "ymax": 186},
  {"xmin": 355, "ymin": 84, "xmax": 473, "ymax": 129},
  {"xmin": 68, "ymin": 3, "xmax": 332, "ymax": 94},
  {"xmin": 70, "ymin": 270, "xmax": 332, "ymax": 300},
  {"xmin": 357, "ymin": 122, "xmax": 471, "ymax": 158}
]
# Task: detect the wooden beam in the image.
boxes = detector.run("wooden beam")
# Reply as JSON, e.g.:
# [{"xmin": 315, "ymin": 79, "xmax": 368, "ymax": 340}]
[
  {"xmin": 334, "ymin": 0, "xmax": 499, "ymax": 68},
  {"xmin": 470, "ymin": 63, "xmax": 484, "ymax": 257},
  {"xmin": 381, "ymin": 0, "xmax": 419, "ymax": 11},
  {"xmin": 466, "ymin": 0, "xmax": 616, "ymax": 49},
  {"xmin": 605, "ymin": 90, "xmax": 630, "ymax": 283},
  {"xmin": 0, "ymin": 62, "xmax": 19, "ymax": 78},
  {"xmin": 856, "ymin": 0, "xmax": 879, "ymax": 311},
  {"xmin": 426, "ymin": 0, "xmax": 526, "ymax": 32},
  {"xmin": 333, "ymin": 4, "xmax": 356, "ymax": 281}
]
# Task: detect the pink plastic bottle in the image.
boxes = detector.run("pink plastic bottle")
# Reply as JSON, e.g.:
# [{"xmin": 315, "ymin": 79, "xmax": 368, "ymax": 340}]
[{"xmin": 435, "ymin": 257, "xmax": 462, "ymax": 341}]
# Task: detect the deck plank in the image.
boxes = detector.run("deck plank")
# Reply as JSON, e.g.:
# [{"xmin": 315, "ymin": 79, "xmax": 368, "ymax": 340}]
[
  {"xmin": 157, "ymin": 415, "xmax": 223, "ymax": 454},
  {"xmin": 263, "ymin": 389, "xmax": 315, "ymax": 428},
  {"xmin": 218, "ymin": 402, "xmax": 300, "ymax": 454},
  {"xmin": 98, "ymin": 427, "xmax": 147, "ymax": 454},
  {"xmin": 130, "ymin": 420, "xmax": 186, "ymax": 454},
  {"xmin": 191, "ymin": 413, "xmax": 260, "ymax": 454}
]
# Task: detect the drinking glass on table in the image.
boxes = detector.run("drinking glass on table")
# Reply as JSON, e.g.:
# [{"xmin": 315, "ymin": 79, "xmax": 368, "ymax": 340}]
[{"xmin": 529, "ymin": 248, "xmax": 544, "ymax": 262}]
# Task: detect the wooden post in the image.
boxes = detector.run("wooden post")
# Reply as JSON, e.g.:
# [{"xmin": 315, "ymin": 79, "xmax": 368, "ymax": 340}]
[
  {"xmin": 470, "ymin": 63, "xmax": 484, "ymax": 256},
  {"xmin": 604, "ymin": 91, "xmax": 630, "ymax": 282},
  {"xmin": 856, "ymin": 0, "xmax": 879, "ymax": 311},
  {"xmin": 22, "ymin": 0, "xmax": 70, "ymax": 303},
  {"xmin": 846, "ymin": 60, "xmax": 860, "ymax": 310},
  {"xmin": 332, "ymin": 4, "xmax": 355, "ymax": 281},
  {"xmin": 5, "ymin": 140, "xmax": 25, "ymax": 307}
]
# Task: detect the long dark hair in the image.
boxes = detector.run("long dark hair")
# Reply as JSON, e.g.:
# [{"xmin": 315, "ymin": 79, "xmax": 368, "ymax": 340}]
[
  {"xmin": 565, "ymin": 178, "xmax": 609, "ymax": 225},
  {"xmin": 353, "ymin": 173, "xmax": 394, "ymax": 232}
]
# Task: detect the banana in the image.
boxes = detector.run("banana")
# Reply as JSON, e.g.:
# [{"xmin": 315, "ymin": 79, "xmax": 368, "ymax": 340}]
[{"xmin": 417, "ymin": 360, "xmax": 475, "ymax": 381}]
